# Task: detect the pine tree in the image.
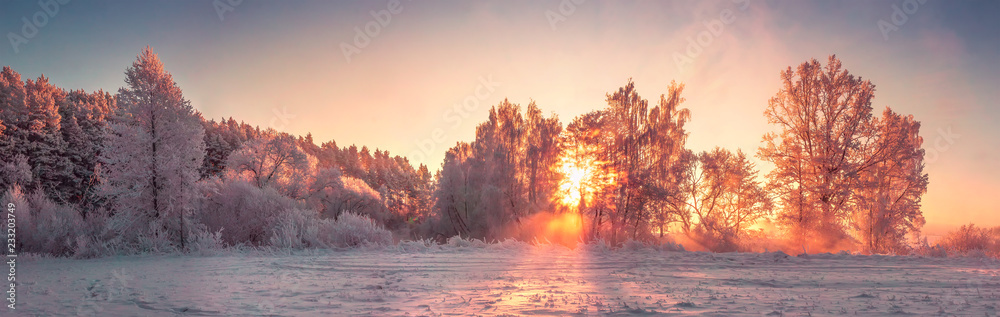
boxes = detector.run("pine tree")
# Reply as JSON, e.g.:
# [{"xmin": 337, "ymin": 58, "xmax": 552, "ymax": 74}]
[
  {"xmin": 100, "ymin": 47, "xmax": 206, "ymax": 250},
  {"xmin": 58, "ymin": 90, "xmax": 115, "ymax": 213},
  {"xmin": 0, "ymin": 67, "xmax": 27, "ymax": 190}
]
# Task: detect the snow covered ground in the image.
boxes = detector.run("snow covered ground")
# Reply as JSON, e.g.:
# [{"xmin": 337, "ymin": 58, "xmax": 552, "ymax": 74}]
[{"xmin": 15, "ymin": 243, "xmax": 1000, "ymax": 316}]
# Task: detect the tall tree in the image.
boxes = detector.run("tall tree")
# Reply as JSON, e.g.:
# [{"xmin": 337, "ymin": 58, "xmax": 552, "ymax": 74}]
[
  {"xmin": 853, "ymin": 108, "xmax": 928, "ymax": 254},
  {"xmin": 560, "ymin": 111, "xmax": 615, "ymax": 239},
  {"xmin": 758, "ymin": 56, "xmax": 927, "ymax": 252},
  {"xmin": 430, "ymin": 100, "xmax": 563, "ymax": 240},
  {"xmin": 642, "ymin": 82, "xmax": 692, "ymax": 240},
  {"xmin": 595, "ymin": 80, "xmax": 691, "ymax": 242},
  {"xmin": 433, "ymin": 142, "xmax": 477, "ymax": 237},
  {"xmin": 100, "ymin": 47, "xmax": 206, "ymax": 250},
  {"xmin": 524, "ymin": 101, "xmax": 563, "ymax": 208}
]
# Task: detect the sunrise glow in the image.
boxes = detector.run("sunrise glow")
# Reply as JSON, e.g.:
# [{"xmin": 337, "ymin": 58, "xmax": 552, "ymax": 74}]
[
  {"xmin": 3, "ymin": 1, "xmax": 999, "ymax": 315},
  {"xmin": 557, "ymin": 153, "xmax": 591, "ymax": 208}
]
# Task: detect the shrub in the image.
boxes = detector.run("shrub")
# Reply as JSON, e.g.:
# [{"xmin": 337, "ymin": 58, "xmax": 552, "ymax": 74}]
[
  {"xmin": 269, "ymin": 208, "xmax": 323, "ymax": 249},
  {"xmin": 187, "ymin": 227, "xmax": 225, "ymax": 255},
  {"xmin": 195, "ymin": 177, "xmax": 298, "ymax": 246},
  {"xmin": 269, "ymin": 209, "xmax": 392, "ymax": 249},
  {"xmin": 939, "ymin": 224, "xmax": 1000, "ymax": 257},
  {"xmin": 2, "ymin": 187, "xmax": 83, "ymax": 256},
  {"xmin": 313, "ymin": 176, "xmax": 392, "ymax": 224},
  {"xmin": 324, "ymin": 212, "xmax": 393, "ymax": 247},
  {"xmin": 910, "ymin": 239, "xmax": 948, "ymax": 258},
  {"xmin": 2, "ymin": 186, "xmax": 28, "ymax": 256}
]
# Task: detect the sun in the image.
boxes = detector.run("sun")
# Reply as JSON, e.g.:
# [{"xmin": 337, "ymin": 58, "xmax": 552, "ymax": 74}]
[{"xmin": 557, "ymin": 154, "xmax": 591, "ymax": 208}]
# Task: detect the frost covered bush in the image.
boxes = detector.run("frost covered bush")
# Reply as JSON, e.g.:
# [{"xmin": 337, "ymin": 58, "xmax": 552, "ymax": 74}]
[
  {"xmin": 622, "ymin": 239, "xmax": 647, "ymax": 251},
  {"xmin": 939, "ymin": 224, "xmax": 1000, "ymax": 257},
  {"xmin": 911, "ymin": 240, "xmax": 948, "ymax": 258},
  {"xmin": 579, "ymin": 238, "xmax": 614, "ymax": 253},
  {"xmin": 224, "ymin": 133, "xmax": 314, "ymax": 199},
  {"xmin": 1, "ymin": 186, "xmax": 27, "ymax": 257},
  {"xmin": 445, "ymin": 236, "xmax": 489, "ymax": 248},
  {"xmin": 195, "ymin": 177, "xmax": 298, "ymax": 246},
  {"xmin": 269, "ymin": 209, "xmax": 392, "ymax": 249},
  {"xmin": 269, "ymin": 208, "xmax": 324, "ymax": 249},
  {"xmin": 133, "ymin": 219, "xmax": 175, "ymax": 253},
  {"xmin": 73, "ymin": 235, "xmax": 113, "ymax": 259},
  {"xmin": 2, "ymin": 186, "xmax": 83, "ymax": 256},
  {"xmin": 0, "ymin": 155, "xmax": 32, "ymax": 189},
  {"xmin": 324, "ymin": 212, "xmax": 393, "ymax": 247},
  {"xmin": 187, "ymin": 228, "xmax": 225, "ymax": 255},
  {"xmin": 310, "ymin": 175, "xmax": 394, "ymax": 227}
]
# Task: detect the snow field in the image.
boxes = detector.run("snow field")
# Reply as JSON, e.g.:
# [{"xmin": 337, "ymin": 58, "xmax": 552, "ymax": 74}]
[{"xmin": 14, "ymin": 244, "xmax": 1000, "ymax": 316}]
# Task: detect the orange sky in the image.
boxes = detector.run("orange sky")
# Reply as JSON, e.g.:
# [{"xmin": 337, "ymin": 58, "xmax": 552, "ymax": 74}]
[{"xmin": 1, "ymin": 1, "xmax": 997, "ymax": 234}]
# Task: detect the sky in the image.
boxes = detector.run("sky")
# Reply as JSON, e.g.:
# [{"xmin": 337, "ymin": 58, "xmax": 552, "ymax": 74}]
[{"xmin": 0, "ymin": 0, "xmax": 997, "ymax": 234}]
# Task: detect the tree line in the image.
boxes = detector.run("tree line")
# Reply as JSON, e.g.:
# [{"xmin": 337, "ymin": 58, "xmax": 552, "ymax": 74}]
[
  {"xmin": 426, "ymin": 56, "xmax": 929, "ymax": 254},
  {"xmin": 0, "ymin": 48, "xmax": 429, "ymax": 256},
  {"xmin": 1, "ymin": 49, "xmax": 977, "ymax": 257}
]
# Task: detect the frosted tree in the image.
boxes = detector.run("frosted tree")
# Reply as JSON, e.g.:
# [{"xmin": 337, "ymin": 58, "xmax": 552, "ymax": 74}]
[
  {"xmin": 0, "ymin": 67, "xmax": 27, "ymax": 190},
  {"xmin": 759, "ymin": 56, "xmax": 876, "ymax": 247},
  {"xmin": 642, "ymin": 82, "xmax": 692, "ymax": 240},
  {"xmin": 759, "ymin": 56, "xmax": 927, "ymax": 252},
  {"xmin": 432, "ymin": 142, "xmax": 478, "ymax": 237},
  {"xmin": 553, "ymin": 81, "xmax": 691, "ymax": 243},
  {"xmin": 58, "ymin": 90, "xmax": 116, "ymax": 212},
  {"xmin": 199, "ymin": 117, "xmax": 263, "ymax": 178},
  {"xmin": 524, "ymin": 102, "xmax": 563, "ymax": 208},
  {"xmin": 474, "ymin": 100, "xmax": 528, "ymax": 233},
  {"xmin": 100, "ymin": 47, "xmax": 206, "ymax": 250},
  {"xmin": 677, "ymin": 148, "xmax": 772, "ymax": 251},
  {"xmin": 225, "ymin": 131, "xmax": 313, "ymax": 199},
  {"xmin": 22, "ymin": 76, "xmax": 72, "ymax": 199},
  {"xmin": 0, "ymin": 68, "xmax": 71, "ymax": 199},
  {"xmin": 596, "ymin": 80, "xmax": 691, "ymax": 242},
  {"xmin": 853, "ymin": 108, "xmax": 928, "ymax": 254}
]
